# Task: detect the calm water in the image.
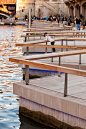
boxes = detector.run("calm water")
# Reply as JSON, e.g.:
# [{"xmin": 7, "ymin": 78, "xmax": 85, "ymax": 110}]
[{"xmin": 0, "ymin": 25, "xmax": 54, "ymax": 129}]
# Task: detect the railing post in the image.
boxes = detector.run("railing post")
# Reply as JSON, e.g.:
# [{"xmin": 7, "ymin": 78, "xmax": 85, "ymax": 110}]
[
  {"xmin": 26, "ymin": 47, "xmax": 29, "ymax": 55},
  {"xmin": 24, "ymin": 46, "xmax": 29, "ymax": 83},
  {"xmin": 66, "ymin": 39, "xmax": 68, "ymax": 51},
  {"xmin": 45, "ymin": 42, "xmax": 47, "ymax": 53},
  {"xmin": 64, "ymin": 73, "xmax": 68, "ymax": 97},
  {"xmin": 61, "ymin": 39, "xmax": 63, "ymax": 52},
  {"xmin": 25, "ymin": 37, "xmax": 27, "ymax": 42},
  {"xmin": 27, "ymin": 33, "xmax": 29, "ymax": 41},
  {"xmin": 74, "ymin": 40, "xmax": 75, "ymax": 46},
  {"xmin": 58, "ymin": 56, "xmax": 61, "ymax": 77},
  {"xmin": 81, "ymin": 32, "xmax": 82, "ymax": 38},
  {"xmin": 79, "ymin": 54, "xmax": 81, "ymax": 64},
  {"xmin": 25, "ymin": 65, "xmax": 29, "ymax": 85},
  {"xmin": 40, "ymin": 34, "xmax": 41, "ymax": 39},
  {"xmin": 34, "ymin": 33, "xmax": 35, "ymax": 40},
  {"xmin": 51, "ymin": 47, "xmax": 53, "ymax": 62}
]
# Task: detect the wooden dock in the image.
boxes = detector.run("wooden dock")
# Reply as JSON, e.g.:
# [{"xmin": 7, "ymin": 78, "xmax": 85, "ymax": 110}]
[
  {"xmin": 9, "ymin": 23, "xmax": 86, "ymax": 129},
  {"xmin": 13, "ymin": 68, "xmax": 86, "ymax": 129},
  {"xmin": 10, "ymin": 49, "xmax": 86, "ymax": 128}
]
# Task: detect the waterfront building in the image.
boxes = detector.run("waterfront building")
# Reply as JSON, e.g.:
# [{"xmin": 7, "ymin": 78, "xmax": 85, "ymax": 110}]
[
  {"xmin": 16, "ymin": 0, "xmax": 68, "ymax": 18},
  {"xmin": 0, "ymin": 0, "xmax": 16, "ymax": 17},
  {"xmin": 65, "ymin": 0, "xmax": 86, "ymax": 20}
]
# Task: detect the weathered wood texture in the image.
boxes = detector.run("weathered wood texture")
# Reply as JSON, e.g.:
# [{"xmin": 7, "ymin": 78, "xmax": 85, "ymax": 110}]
[
  {"xmin": 9, "ymin": 58, "xmax": 86, "ymax": 77},
  {"xmin": 9, "ymin": 49, "xmax": 86, "ymax": 61},
  {"xmin": 18, "ymin": 38, "xmax": 64, "ymax": 45},
  {"xmin": 9, "ymin": 49, "xmax": 86, "ymax": 97},
  {"xmin": 23, "ymin": 30, "xmax": 86, "ymax": 34},
  {"xmin": 19, "ymin": 38, "xmax": 86, "ymax": 46},
  {"xmin": 31, "ymin": 24, "xmax": 72, "ymax": 28},
  {"xmin": 26, "ymin": 28, "xmax": 72, "ymax": 31},
  {"xmin": 16, "ymin": 43, "xmax": 86, "ymax": 50},
  {"xmin": 21, "ymin": 34, "xmax": 86, "ymax": 38}
]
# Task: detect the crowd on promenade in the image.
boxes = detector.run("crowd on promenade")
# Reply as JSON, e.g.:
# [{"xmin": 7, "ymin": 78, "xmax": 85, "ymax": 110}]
[
  {"xmin": 45, "ymin": 15, "xmax": 86, "ymax": 30},
  {"xmin": 15, "ymin": 13, "xmax": 86, "ymax": 31},
  {"xmin": 33, "ymin": 15, "xmax": 85, "ymax": 30}
]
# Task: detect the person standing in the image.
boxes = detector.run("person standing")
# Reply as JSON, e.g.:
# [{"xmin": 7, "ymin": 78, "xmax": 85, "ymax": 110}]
[
  {"xmin": 62, "ymin": 16, "xmax": 67, "ymax": 25},
  {"xmin": 76, "ymin": 17, "xmax": 81, "ymax": 30},
  {"xmin": 67, "ymin": 17, "xmax": 71, "ymax": 26},
  {"xmin": 51, "ymin": 17, "xmax": 53, "ymax": 22},
  {"xmin": 44, "ymin": 32, "xmax": 55, "ymax": 52},
  {"xmin": 57, "ymin": 16, "xmax": 60, "ymax": 23},
  {"xmin": 80, "ymin": 14, "xmax": 83, "ymax": 20}
]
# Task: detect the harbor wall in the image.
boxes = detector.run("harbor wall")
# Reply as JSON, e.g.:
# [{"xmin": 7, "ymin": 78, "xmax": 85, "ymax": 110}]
[{"xmin": 13, "ymin": 81, "xmax": 86, "ymax": 129}]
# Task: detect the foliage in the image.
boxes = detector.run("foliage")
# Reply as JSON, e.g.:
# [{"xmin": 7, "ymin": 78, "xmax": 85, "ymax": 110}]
[
  {"xmin": 49, "ymin": 15, "xmax": 52, "ymax": 17},
  {"xmin": 33, "ymin": 15, "xmax": 36, "ymax": 18},
  {"xmin": 71, "ymin": 19, "xmax": 74, "ymax": 23},
  {"xmin": 81, "ymin": 20, "xmax": 86, "ymax": 26},
  {"xmin": 25, "ymin": 15, "xmax": 27, "ymax": 19},
  {"xmin": 55, "ymin": 14, "xmax": 60, "ymax": 18},
  {"xmin": 31, "ymin": 33, "xmax": 35, "ymax": 35}
]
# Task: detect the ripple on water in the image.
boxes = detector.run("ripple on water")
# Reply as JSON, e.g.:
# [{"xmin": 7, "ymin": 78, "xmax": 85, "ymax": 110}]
[
  {"xmin": 0, "ymin": 25, "xmax": 54, "ymax": 129},
  {"xmin": 0, "ymin": 25, "xmax": 24, "ymax": 129}
]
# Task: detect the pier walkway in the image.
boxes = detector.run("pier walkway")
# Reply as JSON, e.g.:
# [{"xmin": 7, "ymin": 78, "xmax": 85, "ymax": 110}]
[
  {"xmin": 10, "ymin": 49, "xmax": 86, "ymax": 128},
  {"xmin": 9, "ymin": 22, "xmax": 86, "ymax": 128}
]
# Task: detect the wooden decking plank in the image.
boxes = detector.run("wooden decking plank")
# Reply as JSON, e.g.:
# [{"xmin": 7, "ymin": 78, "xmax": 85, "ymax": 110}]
[
  {"xmin": 9, "ymin": 49, "xmax": 86, "ymax": 61},
  {"xmin": 20, "ymin": 38, "xmax": 86, "ymax": 47},
  {"xmin": 24, "ymin": 31, "xmax": 86, "ymax": 34},
  {"xmin": 16, "ymin": 43, "xmax": 86, "ymax": 50},
  {"xmin": 20, "ymin": 38, "xmax": 65, "ymax": 45},
  {"xmin": 9, "ymin": 59, "xmax": 86, "ymax": 77},
  {"xmin": 21, "ymin": 34, "xmax": 86, "ymax": 38},
  {"xmin": 27, "ymin": 28, "xmax": 72, "ymax": 31}
]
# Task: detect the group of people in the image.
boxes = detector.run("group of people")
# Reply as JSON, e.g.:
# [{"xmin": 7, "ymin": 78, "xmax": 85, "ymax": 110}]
[
  {"xmin": 46, "ymin": 16, "xmax": 60, "ymax": 23},
  {"xmin": 43, "ymin": 16, "xmax": 82, "ymax": 54},
  {"xmin": 62, "ymin": 16, "xmax": 82, "ymax": 30}
]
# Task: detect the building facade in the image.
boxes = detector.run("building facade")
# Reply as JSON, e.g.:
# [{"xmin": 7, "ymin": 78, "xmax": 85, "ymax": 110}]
[
  {"xmin": 16, "ymin": 0, "xmax": 68, "ymax": 18},
  {"xmin": 0, "ymin": 0, "xmax": 16, "ymax": 17},
  {"xmin": 65, "ymin": 0, "xmax": 86, "ymax": 20}
]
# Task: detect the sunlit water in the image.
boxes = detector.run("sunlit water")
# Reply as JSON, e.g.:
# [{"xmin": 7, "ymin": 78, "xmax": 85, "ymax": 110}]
[{"xmin": 0, "ymin": 25, "xmax": 52, "ymax": 129}]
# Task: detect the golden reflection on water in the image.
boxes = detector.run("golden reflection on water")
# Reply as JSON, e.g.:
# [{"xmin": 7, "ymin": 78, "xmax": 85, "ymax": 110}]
[
  {"xmin": 0, "ymin": 26, "xmax": 24, "ymax": 84},
  {"xmin": 0, "ymin": 107, "xmax": 7, "ymax": 109},
  {"xmin": 0, "ymin": 25, "xmax": 26, "ymax": 128}
]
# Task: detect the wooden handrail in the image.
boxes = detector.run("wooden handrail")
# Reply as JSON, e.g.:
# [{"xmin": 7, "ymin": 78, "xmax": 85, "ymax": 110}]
[
  {"xmin": 21, "ymin": 34, "xmax": 86, "ymax": 38},
  {"xmin": 23, "ymin": 30, "xmax": 85, "ymax": 34},
  {"xmin": 9, "ymin": 49, "xmax": 86, "ymax": 61},
  {"xmin": 27, "ymin": 28, "xmax": 72, "ymax": 31},
  {"xmin": 16, "ymin": 43, "xmax": 86, "ymax": 50},
  {"xmin": 9, "ymin": 57, "xmax": 86, "ymax": 97},
  {"xmin": 9, "ymin": 59, "xmax": 86, "ymax": 77}
]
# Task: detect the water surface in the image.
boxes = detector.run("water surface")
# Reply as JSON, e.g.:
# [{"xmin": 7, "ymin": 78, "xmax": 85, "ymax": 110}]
[{"xmin": 0, "ymin": 25, "xmax": 54, "ymax": 129}]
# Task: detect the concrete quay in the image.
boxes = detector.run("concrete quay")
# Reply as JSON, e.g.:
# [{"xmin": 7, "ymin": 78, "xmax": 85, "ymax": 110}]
[
  {"xmin": 13, "ymin": 53, "xmax": 86, "ymax": 129},
  {"xmin": 14, "ymin": 74, "xmax": 86, "ymax": 129},
  {"xmin": 12, "ymin": 25, "xmax": 86, "ymax": 128}
]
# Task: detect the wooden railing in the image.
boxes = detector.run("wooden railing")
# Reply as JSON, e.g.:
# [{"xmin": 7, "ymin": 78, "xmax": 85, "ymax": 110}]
[
  {"xmin": 17, "ymin": 37, "xmax": 86, "ymax": 63},
  {"xmin": 9, "ymin": 50, "xmax": 86, "ymax": 97},
  {"xmin": 9, "ymin": 25, "xmax": 86, "ymax": 97},
  {"xmin": 22, "ymin": 30, "xmax": 86, "ymax": 41}
]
